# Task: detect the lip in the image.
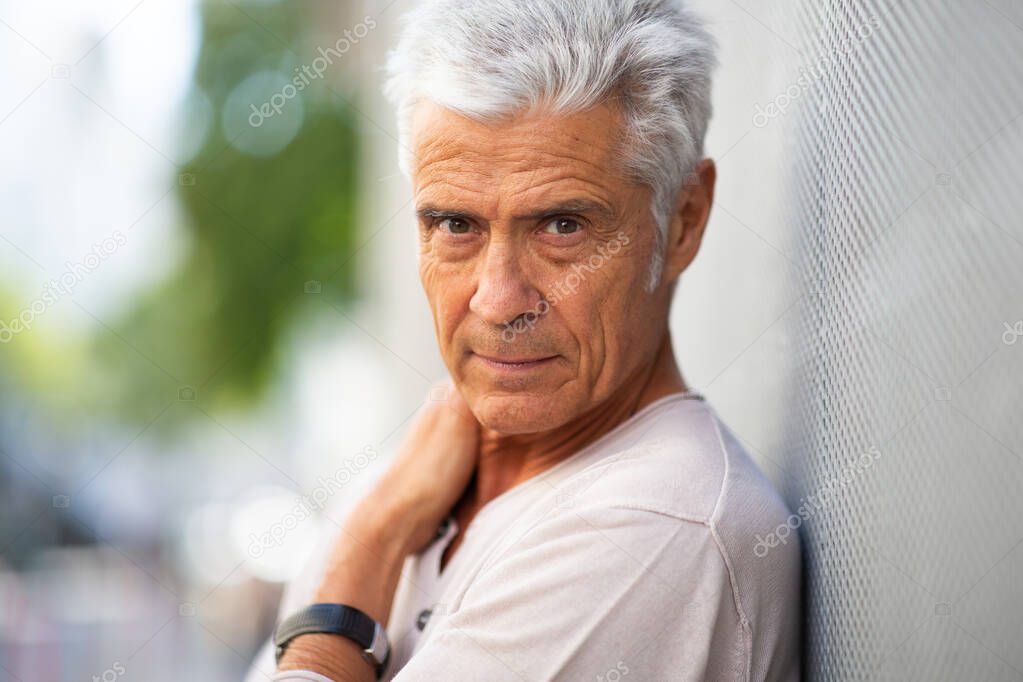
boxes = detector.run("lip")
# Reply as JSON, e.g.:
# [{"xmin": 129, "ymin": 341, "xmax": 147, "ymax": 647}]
[{"xmin": 472, "ymin": 352, "xmax": 559, "ymax": 372}]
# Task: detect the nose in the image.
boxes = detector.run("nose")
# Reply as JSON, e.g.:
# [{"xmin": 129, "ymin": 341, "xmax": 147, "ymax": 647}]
[{"xmin": 468, "ymin": 238, "xmax": 544, "ymax": 329}]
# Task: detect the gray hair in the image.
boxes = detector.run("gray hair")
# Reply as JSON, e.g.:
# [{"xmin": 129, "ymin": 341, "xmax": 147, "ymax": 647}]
[{"xmin": 384, "ymin": 0, "xmax": 717, "ymax": 287}]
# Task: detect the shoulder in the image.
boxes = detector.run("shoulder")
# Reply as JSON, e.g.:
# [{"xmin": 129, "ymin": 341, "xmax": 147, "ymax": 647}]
[
  {"xmin": 552, "ymin": 400, "xmax": 797, "ymax": 678},
  {"xmin": 550, "ymin": 398, "xmax": 802, "ymax": 619},
  {"xmin": 533, "ymin": 399, "xmax": 801, "ymax": 677},
  {"xmin": 562, "ymin": 399, "xmax": 793, "ymax": 533}
]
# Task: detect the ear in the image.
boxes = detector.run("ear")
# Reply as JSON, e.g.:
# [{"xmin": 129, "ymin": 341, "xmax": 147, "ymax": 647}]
[{"xmin": 662, "ymin": 158, "xmax": 716, "ymax": 283}]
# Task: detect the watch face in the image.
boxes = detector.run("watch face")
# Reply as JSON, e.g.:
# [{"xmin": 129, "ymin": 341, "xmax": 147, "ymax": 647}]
[{"xmin": 366, "ymin": 622, "xmax": 390, "ymax": 664}]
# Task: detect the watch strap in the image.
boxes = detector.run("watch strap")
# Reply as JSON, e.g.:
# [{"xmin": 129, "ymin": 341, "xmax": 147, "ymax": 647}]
[{"xmin": 274, "ymin": 603, "xmax": 390, "ymax": 678}]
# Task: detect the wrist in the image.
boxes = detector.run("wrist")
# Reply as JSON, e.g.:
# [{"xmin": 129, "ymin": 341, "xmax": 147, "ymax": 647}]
[
  {"xmin": 354, "ymin": 482, "xmax": 439, "ymax": 555},
  {"xmin": 275, "ymin": 603, "xmax": 389, "ymax": 680},
  {"xmin": 277, "ymin": 632, "xmax": 364, "ymax": 679}
]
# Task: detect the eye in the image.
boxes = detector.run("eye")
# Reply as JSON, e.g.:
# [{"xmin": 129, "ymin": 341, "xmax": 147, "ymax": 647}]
[
  {"xmin": 439, "ymin": 217, "xmax": 473, "ymax": 235},
  {"xmin": 542, "ymin": 217, "xmax": 582, "ymax": 235}
]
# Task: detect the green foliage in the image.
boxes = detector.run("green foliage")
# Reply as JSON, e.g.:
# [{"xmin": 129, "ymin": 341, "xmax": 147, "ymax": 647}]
[{"xmin": 94, "ymin": 1, "xmax": 361, "ymax": 428}]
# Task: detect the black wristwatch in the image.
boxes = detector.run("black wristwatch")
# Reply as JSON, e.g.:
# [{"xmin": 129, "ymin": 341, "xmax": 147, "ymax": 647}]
[{"xmin": 274, "ymin": 603, "xmax": 391, "ymax": 679}]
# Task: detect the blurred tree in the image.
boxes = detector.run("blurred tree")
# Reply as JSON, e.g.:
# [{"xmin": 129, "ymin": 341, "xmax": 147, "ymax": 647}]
[{"xmin": 94, "ymin": 0, "xmax": 362, "ymax": 429}]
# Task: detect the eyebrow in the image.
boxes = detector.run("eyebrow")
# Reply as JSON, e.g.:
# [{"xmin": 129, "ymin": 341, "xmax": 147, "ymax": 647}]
[
  {"xmin": 416, "ymin": 199, "xmax": 615, "ymax": 223},
  {"xmin": 515, "ymin": 200, "xmax": 616, "ymax": 222}
]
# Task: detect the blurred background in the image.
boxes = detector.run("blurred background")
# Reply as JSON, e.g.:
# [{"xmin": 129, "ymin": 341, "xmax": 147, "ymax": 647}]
[{"xmin": 2, "ymin": 0, "xmax": 1021, "ymax": 680}]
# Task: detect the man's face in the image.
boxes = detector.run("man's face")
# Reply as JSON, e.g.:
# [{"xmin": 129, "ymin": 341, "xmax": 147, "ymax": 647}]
[{"xmin": 411, "ymin": 101, "xmax": 672, "ymax": 434}]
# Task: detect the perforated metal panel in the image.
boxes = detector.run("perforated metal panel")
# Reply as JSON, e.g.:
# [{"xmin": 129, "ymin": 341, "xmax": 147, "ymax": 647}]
[{"xmin": 772, "ymin": 1, "xmax": 1023, "ymax": 679}]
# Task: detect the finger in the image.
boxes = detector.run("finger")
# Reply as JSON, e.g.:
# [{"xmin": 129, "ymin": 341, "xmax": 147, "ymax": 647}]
[{"xmin": 431, "ymin": 379, "xmax": 478, "ymax": 426}]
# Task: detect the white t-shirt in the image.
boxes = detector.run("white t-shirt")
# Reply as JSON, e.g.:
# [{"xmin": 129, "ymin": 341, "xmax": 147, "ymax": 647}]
[{"xmin": 251, "ymin": 392, "xmax": 801, "ymax": 681}]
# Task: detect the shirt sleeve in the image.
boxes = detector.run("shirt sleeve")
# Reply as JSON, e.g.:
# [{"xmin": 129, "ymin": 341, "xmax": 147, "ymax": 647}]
[
  {"xmin": 271, "ymin": 672, "xmax": 338, "ymax": 682},
  {"xmin": 390, "ymin": 504, "xmax": 748, "ymax": 681}
]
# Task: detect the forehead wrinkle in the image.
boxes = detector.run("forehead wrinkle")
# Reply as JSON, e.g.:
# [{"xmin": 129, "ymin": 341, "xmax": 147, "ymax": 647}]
[
  {"xmin": 500, "ymin": 173, "xmax": 617, "ymax": 217},
  {"xmin": 412, "ymin": 104, "xmax": 634, "ymax": 223},
  {"xmin": 416, "ymin": 118, "xmax": 621, "ymax": 177},
  {"xmin": 415, "ymin": 166, "xmax": 501, "ymax": 221},
  {"xmin": 418, "ymin": 171, "xmax": 494, "ymax": 199},
  {"xmin": 417, "ymin": 153, "xmax": 619, "ymax": 217},
  {"xmin": 418, "ymin": 142, "xmax": 616, "ymax": 184}
]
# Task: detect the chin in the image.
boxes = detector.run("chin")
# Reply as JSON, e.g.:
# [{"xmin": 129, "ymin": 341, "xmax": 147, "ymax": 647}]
[{"xmin": 471, "ymin": 391, "xmax": 575, "ymax": 434}]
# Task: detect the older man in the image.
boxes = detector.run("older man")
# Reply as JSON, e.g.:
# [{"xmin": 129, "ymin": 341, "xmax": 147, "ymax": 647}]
[{"xmin": 252, "ymin": 0, "xmax": 800, "ymax": 680}]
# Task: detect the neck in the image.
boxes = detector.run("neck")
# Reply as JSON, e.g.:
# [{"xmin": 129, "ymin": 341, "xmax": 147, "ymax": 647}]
[{"xmin": 464, "ymin": 332, "xmax": 686, "ymax": 513}]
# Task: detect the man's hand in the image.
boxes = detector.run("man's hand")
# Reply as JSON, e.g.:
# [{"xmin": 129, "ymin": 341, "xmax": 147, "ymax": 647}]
[
  {"xmin": 363, "ymin": 381, "xmax": 480, "ymax": 554},
  {"xmin": 277, "ymin": 382, "xmax": 479, "ymax": 681}
]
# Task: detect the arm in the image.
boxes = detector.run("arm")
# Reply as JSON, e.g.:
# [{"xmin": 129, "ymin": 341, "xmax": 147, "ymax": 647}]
[{"xmin": 275, "ymin": 384, "xmax": 479, "ymax": 681}]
